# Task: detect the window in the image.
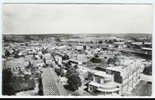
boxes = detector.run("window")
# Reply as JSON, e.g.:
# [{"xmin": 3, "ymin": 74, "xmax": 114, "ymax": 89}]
[
  {"xmin": 95, "ymin": 76, "xmax": 101, "ymax": 84},
  {"xmin": 106, "ymin": 70, "xmax": 113, "ymax": 75},
  {"xmin": 116, "ymin": 91, "xmax": 119, "ymax": 94}
]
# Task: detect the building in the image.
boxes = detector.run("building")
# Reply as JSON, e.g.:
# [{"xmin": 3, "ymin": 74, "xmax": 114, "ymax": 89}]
[
  {"xmin": 87, "ymin": 57, "xmax": 146, "ymax": 96},
  {"xmin": 88, "ymin": 69, "xmax": 121, "ymax": 96},
  {"xmin": 113, "ymin": 42, "xmax": 127, "ymax": 49}
]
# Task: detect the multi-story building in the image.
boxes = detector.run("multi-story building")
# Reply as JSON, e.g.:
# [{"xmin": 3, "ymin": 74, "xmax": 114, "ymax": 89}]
[
  {"xmin": 87, "ymin": 57, "xmax": 146, "ymax": 96},
  {"xmin": 88, "ymin": 69, "xmax": 121, "ymax": 96}
]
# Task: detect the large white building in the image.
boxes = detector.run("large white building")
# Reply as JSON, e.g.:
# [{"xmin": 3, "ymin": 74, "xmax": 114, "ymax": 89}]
[{"xmin": 87, "ymin": 57, "xmax": 146, "ymax": 96}]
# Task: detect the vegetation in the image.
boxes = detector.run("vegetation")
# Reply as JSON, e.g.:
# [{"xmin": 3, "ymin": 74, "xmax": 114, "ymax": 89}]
[
  {"xmin": 143, "ymin": 66, "xmax": 152, "ymax": 75},
  {"xmin": 2, "ymin": 68, "xmax": 15, "ymax": 95},
  {"xmin": 90, "ymin": 54, "xmax": 102, "ymax": 63},
  {"xmin": 67, "ymin": 73, "xmax": 82, "ymax": 91},
  {"xmin": 38, "ymin": 77, "xmax": 43, "ymax": 95},
  {"xmin": 107, "ymin": 55, "xmax": 119, "ymax": 65},
  {"xmin": 4, "ymin": 49, "xmax": 11, "ymax": 57},
  {"xmin": 65, "ymin": 67, "xmax": 82, "ymax": 91},
  {"xmin": 62, "ymin": 54, "xmax": 70, "ymax": 60},
  {"xmin": 98, "ymin": 40, "xmax": 103, "ymax": 44},
  {"xmin": 55, "ymin": 68, "xmax": 65, "ymax": 77},
  {"xmin": 2, "ymin": 68, "xmax": 36, "ymax": 95}
]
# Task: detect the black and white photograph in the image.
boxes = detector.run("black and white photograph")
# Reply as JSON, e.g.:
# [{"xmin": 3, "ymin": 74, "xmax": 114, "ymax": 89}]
[{"xmin": 2, "ymin": 3, "xmax": 152, "ymax": 97}]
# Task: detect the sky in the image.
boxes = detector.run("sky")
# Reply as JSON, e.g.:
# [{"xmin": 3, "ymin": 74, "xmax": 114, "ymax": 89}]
[{"xmin": 2, "ymin": 4, "xmax": 153, "ymax": 34}]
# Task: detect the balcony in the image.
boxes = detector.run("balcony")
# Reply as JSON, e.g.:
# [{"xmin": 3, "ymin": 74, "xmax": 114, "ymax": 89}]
[{"xmin": 89, "ymin": 81, "xmax": 120, "ymax": 92}]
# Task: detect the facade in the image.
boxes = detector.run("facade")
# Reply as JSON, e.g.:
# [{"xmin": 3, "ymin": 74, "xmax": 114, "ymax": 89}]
[
  {"xmin": 87, "ymin": 58, "xmax": 145, "ymax": 96},
  {"xmin": 88, "ymin": 69, "xmax": 121, "ymax": 96}
]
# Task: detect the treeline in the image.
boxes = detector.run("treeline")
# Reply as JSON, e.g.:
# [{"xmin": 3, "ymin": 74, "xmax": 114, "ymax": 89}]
[
  {"xmin": 3, "ymin": 34, "xmax": 77, "ymax": 43},
  {"xmin": 116, "ymin": 33, "xmax": 152, "ymax": 42},
  {"xmin": 3, "ymin": 35, "xmax": 48, "ymax": 43},
  {"xmin": 3, "ymin": 33, "xmax": 152, "ymax": 43}
]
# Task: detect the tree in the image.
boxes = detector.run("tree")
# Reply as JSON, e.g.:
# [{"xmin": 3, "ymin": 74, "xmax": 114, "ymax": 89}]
[
  {"xmin": 14, "ymin": 50, "xmax": 20, "ymax": 58},
  {"xmin": 107, "ymin": 58, "xmax": 115, "ymax": 65},
  {"xmin": 98, "ymin": 40, "xmax": 103, "ymax": 44},
  {"xmin": 55, "ymin": 37, "xmax": 61, "ymax": 42},
  {"xmin": 62, "ymin": 54, "xmax": 69, "ymax": 60},
  {"xmin": 55, "ymin": 68, "xmax": 65, "ymax": 77},
  {"xmin": 143, "ymin": 66, "xmax": 152, "ymax": 75},
  {"xmin": 67, "ymin": 73, "xmax": 82, "ymax": 91},
  {"xmin": 42, "ymin": 48, "xmax": 48, "ymax": 54},
  {"xmin": 65, "ymin": 67, "xmax": 82, "ymax": 91},
  {"xmin": 107, "ymin": 40, "xmax": 113, "ymax": 44},
  {"xmin": 2, "ymin": 68, "xmax": 15, "ymax": 95},
  {"xmin": 66, "ymin": 67, "xmax": 77, "ymax": 78},
  {"xmin": 5, "ymin": 49, "xmax": 11, "ymax": 57},
  {"xmin": 26, "ymin": 61, "xmax": 33, "ymax": 69},
  {"xmin": 90, "ymin": 41, "xmax": 93, "ymax": 44},
  {"xmin": 38, "ymin": 77, "xmax": 43, "ymax": 95},
  {"xmin": 64, "ymin": 61, "xmax": 71, "ymax": 70},
  {"xmin": 90, "ymin": 54, "xmax": 102, "ymax": 63}
]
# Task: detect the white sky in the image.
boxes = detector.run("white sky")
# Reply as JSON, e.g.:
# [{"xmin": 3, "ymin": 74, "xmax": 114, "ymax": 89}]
[{"xmin": 2, "ymin": 4, "xmax": 152, "ymax": 34}]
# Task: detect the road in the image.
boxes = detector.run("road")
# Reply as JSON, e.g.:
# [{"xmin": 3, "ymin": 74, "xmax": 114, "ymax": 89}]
[{"xmin": 41, "ymin": 67, "xmax": 67, "ymax": 96}]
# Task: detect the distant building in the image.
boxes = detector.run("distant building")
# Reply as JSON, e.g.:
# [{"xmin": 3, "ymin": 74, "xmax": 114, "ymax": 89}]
[
  {"xmin": 131, "ymin": 42, "xmax": 143, "ymax": 45},
  {"xmin": 114, "ymin": 42, "xmax": 127, "ymax": 49}
]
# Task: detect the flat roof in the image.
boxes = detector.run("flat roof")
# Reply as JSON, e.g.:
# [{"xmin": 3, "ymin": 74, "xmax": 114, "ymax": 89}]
[
  {"xmin": 89, "ymin": 69, "xmax": 111, "ymax": 78},
  {"xmin": 106, "ymin": 66, "xmax": 123, "ymax": 72},
  {"xmin": 89, "ymin": 81, "xmax": 120, "ymax": 89},
  {"xmin": 141, "ymin": 47, "xmax": 152, "ymax": 51}
]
